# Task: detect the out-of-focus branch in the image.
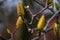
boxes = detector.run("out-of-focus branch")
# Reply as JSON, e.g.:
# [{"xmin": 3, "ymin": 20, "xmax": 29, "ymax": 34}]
[
  {"xmin": 29, "ymin": 7, "xmax": 47, "ymax": 24},
  {"xmin": 34, "ymin": 0, "xmax": 53, "ymax": 13},
  {"xmin": 34, "ymin": 0, "xmax": 50, "ymax": 17},
  {"xmin": 25, "ymin": 6, "xmax": 35, "ymax": 25},
  {"xmin": 34, "ymin": 0, "xmax": 45, "ymax": 7},
  {"xmin": 29, "ymin": 7, "xmax": 48, "ymax": 25},
  {"xmin": 45, "ymin": 0, "xmax": 48, "ymax": 8},
  {"xmin": 34, "ymin": 7, "xmax": 47, "ymax": 17},
  {"xmin": 32, "ymin": 37, "xmax": 39, "ymax": 40},
  {"xmin": 29, "ymin": 15, "xmax": 35, "ymax": 24},
  {"xmin": 42, "ymin": 27, "xmax": 53, "ymax": 33},
  {"xmin": 0, "ymin": 34, "xmax": 7, "ymax": 40},
  {"xmin": 26, "ymin": 0, "xmax": 53, "ymax": 25},
  {"xmin": 24, "ymin": 5, "xmax": 33, "ymax": 15},
  {"xmin": 12, "ymin": 15, "xmax": 30, "ymax": 35},
  {"xmin": 29, "ymin": 0, "xmax": 49, "ymax": 24},
  {"xmin": 44, "ymin": 33, "xmax": 46, "ymax": 40},
  {"xmin": 24, "ymin": 6, "xmax": 34, "ymax": 25},
  {"xmin": 9, "ymin": 33, "xmax": 14, "ymax": 40},
  {"xmin": 45, "ymin": 27, "xmax": 53, "ymax": 32},
  {"xmin": 43, "ymin": 9, "xmax": 60, "ymax": 31},
  {"xmin": 21, "ymin": 15, "xmax": 31, "ymax": 28}
]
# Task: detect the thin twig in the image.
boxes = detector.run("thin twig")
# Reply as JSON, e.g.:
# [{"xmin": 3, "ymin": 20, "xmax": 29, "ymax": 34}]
[
  {"xmin": 34, "ymin": 0, "xmax": 53, "ymax": 12},
  {"xmin": 26, "ymin": 7, "xmax": 33, "ymax": 15},
  {"xmin": 44, "ymin": 33, "xmax": 46, "ymax": 40},
  {"xmin": 46, "ymin": 27, "xmax": 53, "ymax": 32},
  {"xmin": 43, "ymin": 9, "xmax": 60, "ymax": 31},
  {"xmin": 24, "ymin": 6, "xmax": 34, "ymax": 25},
  {"xmin": 9, "ymin": 33, "xmax": 14, "ymax": 40},
  {"xmin": 29, "ymin": 0, "xmax": 51, "ymax": 25},
  {"xmin": 21, "ymin": 16, "xmax": 31, "ymax": 28},
  {"xmin": 29, "ymin": 15, "xmax": 35, "ymax": 24},
  {"xmin": 45, "ymin": 0, "xmax": 48, "ymax": 8},
  {"xmin": 25, "ymin": 7, "xmax": 35, "ymax": 24},
  {"xmin": 35, "ymin": 7, "xmax": 47, "ymax": 17},
  {"xmin": 34, "ymin": 2, "xmax": 51, "ymax": 16},
  {"xmin": 33, "ymin": 28, "xmax": 37, "ymax": 31},
  {"xmin": 29, "ymin": 7, "xmax": 48, "ymax": 25},
  {"xmin": 32, "ymin": 36, "xmax": 39, "ymax": 40},
  {"xmin": 12, "ymin": 16, "xmax": 30, "ymax": 35},
  {"xmin": 42, "ymin": 27, "xmax": 53, "ymax": 33}
]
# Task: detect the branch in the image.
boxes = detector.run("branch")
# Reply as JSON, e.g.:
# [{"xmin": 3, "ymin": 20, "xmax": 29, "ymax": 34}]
[
  {"xmin": 43, "ymin": 9, "xmax": 60, "ymax": 31},
  {"xmin": 9, "ymin": 33, "xmax": 14, "ymax": 40},
  {"xmin": 44, "ymin": 33, "xmax": 46, "ymax": 40},
  {"xmin": 24, "ymin": 5, "xmax": 33, "ymax": 15},
  {"xmin": 24, "ymin": 6, "xmax": 34, "ymax": 25},
  {"xmin": 29, "ymin": 0, "xmax": 52, "ymax": 25},
  {"xmin": 29, "ymin": 7, "xmax": 47, "ymax": 25},
  {"xmin": 45, "ymin": 0, "xmax": 48, "ymax": 8},
  {"xmin": 12, "ymin": 16, "xmax": 30, "ymax": 35},
  {"xmin": 34, "ymin": 7, "xmax": 47, "ymax": 17},
  {"xmin": 32, "ymin": 37, "xmax": 39, "ymax": 40},
  {"xmin": 29, "ymin": 15, "xmax": 35, "ymax": 24},
  {"xmin": 34, "ymin": 0, "xmax": 50, "ymax": 17},
  {"xmin": 42, "ymin": 27, "xmax": 53, "ymax": 33}
]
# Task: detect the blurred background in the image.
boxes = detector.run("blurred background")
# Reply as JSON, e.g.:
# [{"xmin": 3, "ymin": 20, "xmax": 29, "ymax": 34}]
[{"xmin": 0, "ymin": 0, "xmax": 60, "ymax": 40}]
